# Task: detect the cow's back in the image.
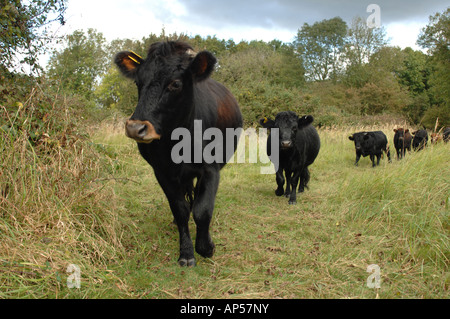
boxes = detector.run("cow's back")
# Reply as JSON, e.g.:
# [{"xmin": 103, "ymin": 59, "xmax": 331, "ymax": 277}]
[
  {"xmin": 372, "ymin": 131, "xmax": 388, "ymax": 149},
  {"xmin": 194, "ymin": 79, "xmax": 242, "ymax": 131}
]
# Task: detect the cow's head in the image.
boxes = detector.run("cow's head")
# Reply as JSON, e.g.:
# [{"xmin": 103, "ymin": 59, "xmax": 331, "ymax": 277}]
[
  {"xmin": 260, "ymin": 111, "xmax": 313, "ymax": 149},
  {"xmin": 394, "ymin": 128, "xmax": 409, "ymax": 142},
  {"xmin": 115, "ymin": 41, "xmax": 216, "ymax": 143},
  {"xmin": 349, "ymin": 132, "xmax": 374, "ymax": 152},
  {"xmin": 412, "ymin": 130, "xmax": 428, "ymax": 150}
]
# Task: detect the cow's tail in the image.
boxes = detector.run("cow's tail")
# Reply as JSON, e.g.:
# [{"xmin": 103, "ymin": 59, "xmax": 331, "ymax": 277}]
[
  {"xmin": 185, "ymin": 181, "xmax": 195, "ymax": 212},
  {"xmin": 385, "ymin": 142, "xmax": 392, "ymax": 163}
]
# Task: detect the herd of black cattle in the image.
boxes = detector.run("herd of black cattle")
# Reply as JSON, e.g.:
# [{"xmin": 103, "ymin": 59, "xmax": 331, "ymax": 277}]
[
  {"xmin": 259, "ymin": 111, "xmax": 449, "ymax": 206},
  {"xmin": 115, "ymin": 40, "xmax": 449, "ymax": 266},
  {"xmin": 348, "ymin": 126, "xmax": 450, "ymax": 167}
]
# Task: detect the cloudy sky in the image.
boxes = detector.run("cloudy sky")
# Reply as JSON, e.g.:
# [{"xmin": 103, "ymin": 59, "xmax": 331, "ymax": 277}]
[{"xmin": 56, "ymin": 0, "xmax": 448, "ymax": 50}]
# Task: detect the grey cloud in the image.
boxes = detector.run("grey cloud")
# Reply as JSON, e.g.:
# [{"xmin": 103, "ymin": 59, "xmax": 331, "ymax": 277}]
[{"xmin": 177, "ymin": 0, "xmax": 449, "ymax": 30}]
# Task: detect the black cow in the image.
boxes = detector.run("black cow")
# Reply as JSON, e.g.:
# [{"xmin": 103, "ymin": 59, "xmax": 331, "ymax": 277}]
[
  {"xmin": 443, "ymin": 127, "xmax": 450, "ymax": 143},
  {"xmin": 348, "ymin": 131, "xmax": 391, "ymax": 167},
  {"xmin": 115, "ymin": 41, "xmax": 243, "ymax": 267},
  {"xmin": 393, "ymin": 128, "xmax": 412, "ymax": 159},
  {"xmin": 412, "ymin": 129, "xmax": 428, "ymax": 151},
  {"xmin": 260, "ymin": 111, "xmax": 320, "ymax": 205}
]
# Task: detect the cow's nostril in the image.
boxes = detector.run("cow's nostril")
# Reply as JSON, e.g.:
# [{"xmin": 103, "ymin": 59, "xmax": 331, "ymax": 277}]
[
  {"xmin": 137, "ymin": 125, "xmax": 147, "ymax": 137},
  {"xmin": 125, "ymin": 119, "xmax": 161, "ymax": 143}
]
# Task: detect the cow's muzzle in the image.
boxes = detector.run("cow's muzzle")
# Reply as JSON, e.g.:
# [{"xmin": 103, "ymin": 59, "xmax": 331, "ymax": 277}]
[
  {"xmin": 125, "ymin": 120, "xmax": 161, "ymax": 143},
  {"xmin": 280, "ymin": 140, "xmax": 293, "ymax": 149}
]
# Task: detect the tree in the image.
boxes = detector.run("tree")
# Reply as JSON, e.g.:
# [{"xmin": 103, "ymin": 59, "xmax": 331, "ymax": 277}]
[
  {"xmin": 0, "ymin": 0, "xmax": 66, "ymax": 73},
  {"xmin": 294, "ymin": 17, "xmax": 347, "ymax": 81},
  {"xmin": 345, "ymin": 16, "xmax": 388, "ymax": 66},
  {"xmin": 396, "ymin": 47, "xmax": 430, "ymax": 95},
  {"xmin": 417, "ymin": 8, "xmax": 450, "ymax": 61},
  {"xmin": 417, "ymin": 8, "xmax": 450, "ymax": 128},
  {"xmin": 47, "ymin": 29, "xmax": 108, "ymax": 101},
  {"xmin": 343, "ymin": 16, "xmax": 388, "ymax": 87}
]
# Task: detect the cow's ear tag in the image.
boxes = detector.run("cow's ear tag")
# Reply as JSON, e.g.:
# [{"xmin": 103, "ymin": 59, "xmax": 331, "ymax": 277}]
[
  {"xmin": 263, "ymin": 117, "xmax": 268, "ymax": 124},
  {"xmin": 128, "ymin": 51, "xmax": 142, "ymax": 64}
]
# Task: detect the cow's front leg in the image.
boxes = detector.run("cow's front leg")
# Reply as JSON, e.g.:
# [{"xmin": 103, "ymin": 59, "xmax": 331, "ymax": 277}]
[
  {"xmin": 193, "ymin": 166, "xmax": 219, "ymax": 259},
  {"xmin": 354, "ymin": 153, "xmax": 361, "ymax": 166},
  {"xmin": 370, "ymin": 155, "xmax": 376, "ymax": 167},
  {"xmin": 288, "ymin": 170, "xmax": 300, "ymax": 205},
  {"xmin": 155, "ymin": 173, "xmax": 195, "ymax": 267},
  {"xmin": 275, "ymin": 169, "xmax": 285, "ymax": 196},
  {"xmin": 284, "ymin": 169, "xmax": 292, "ymax": 198},
  {"xmin": 298, "ymin": 167, "xmax": 310, "ymax": 193},
  {"xmin": 171, "ymin": 199, "xmax": 195, "ymax": 266}
]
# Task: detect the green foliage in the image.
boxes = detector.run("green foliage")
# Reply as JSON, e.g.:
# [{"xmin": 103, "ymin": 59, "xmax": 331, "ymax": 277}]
[
  {"xmin": 47, "ymin": 29, "xmax": 108, "ymax": 101},
  {"xmin": 93, "ymin": 30, "xmax": 306, "ymax": 120},
  {"xmin": 95, "ymin": 66, "xmax": 137, "ymax": 114},
  {"xmin": 397, "ymin": 48, "xmax": 430, "ymax": 95},
  {"xmin": 46, "ymin": 4, "xmax": 448, "ymax": 128},
  {"xmin": 213, "ymin": 44, "xmax": 305, "ymax": 125},
  {"xmin": 294, "ymin": 17, "xmax": 348, "ymax": 81},
  {"xmin": 421, "ymin": 104, "xmax": 450, "ymax": 129},
  {"xmin": 417, "ymin": 8, "xmax": 450, "ymax": 128},
  {"xmin": 0, "ymin": 74, "xmax": 96, "ymax": 150},
  {"xmin": 0, "ymin": 0, "xmax": 67, "ymax": 72},
  {"xmin": 345, "ymin": 16, "xmax": 388, "ymax": 67},
  {"xmin": 417, "ymin": 8, "xmax": 450, "ymax": 62},
  {"xmin": 358, "ymin": 81, "xmax": 410, "ymax": 115}
]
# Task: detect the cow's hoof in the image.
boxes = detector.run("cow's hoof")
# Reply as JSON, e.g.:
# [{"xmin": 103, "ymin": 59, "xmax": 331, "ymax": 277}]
[
  {"xmin": 288, "ymin": 200, "xmax": 297, "ymax": 205},
  {"xmin": 196, "ymin": 240, "xmax": 215, "ymax": 258},
  {"xmin": 275, "ymin": 189, "xmax": 284, "ymax": 196},
  {"xmin": 178, "ymin": 258, "xmax": 196, "ymax": 267}
]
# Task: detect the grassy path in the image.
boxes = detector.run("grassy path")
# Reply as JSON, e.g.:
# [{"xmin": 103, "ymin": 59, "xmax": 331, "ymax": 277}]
[
  {"xmin": 90, "ymin": 122, "xmax": 449, "ymax": 298},
  {"xmin": 1, "ymin": 119, "xmax": 448, "ymax": 299}
]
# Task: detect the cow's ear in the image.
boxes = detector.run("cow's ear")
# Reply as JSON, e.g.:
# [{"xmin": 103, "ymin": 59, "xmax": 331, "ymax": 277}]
[
  {"xmin": 298, "ymin": 115, "xmax": 314, "ymax": 127},
  {"xmin": 115, "ymin": 51, "xmax": 143, "ymax": 79},
  {"xmin": 189, "ymin": 51, "xmax": 216, "ymax": 82},
  {"xmin": 259, "ymin": 117, "xmax": 275, "ymax": 128},
  {"xmin": 349, "ymin": 135, "xmax": 354, "ymax": 141}
]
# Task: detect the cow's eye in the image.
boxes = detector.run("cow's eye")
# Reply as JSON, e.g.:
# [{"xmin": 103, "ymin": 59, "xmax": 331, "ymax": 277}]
[{"xmin": 168, "ymin": 80, "xmax": 182, "ymax": 91}]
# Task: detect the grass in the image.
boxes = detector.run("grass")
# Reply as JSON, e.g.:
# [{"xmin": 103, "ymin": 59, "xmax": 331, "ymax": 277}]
[
  {"xmin": 0, "ymin": 96, "xmax": 126, "ymax": 298},
  {"xmin": 1, "ymin": 108, "xmax": 448, "ymax": 299},
  {"xmin": 92, "ymin": 120, "xmax": 448, "ymax": 299}
]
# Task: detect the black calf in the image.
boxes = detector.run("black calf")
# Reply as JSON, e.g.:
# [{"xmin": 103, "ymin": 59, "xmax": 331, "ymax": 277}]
[{"xmin": 260, "ymin": 111, "xmax": 320, "ymax": 205}]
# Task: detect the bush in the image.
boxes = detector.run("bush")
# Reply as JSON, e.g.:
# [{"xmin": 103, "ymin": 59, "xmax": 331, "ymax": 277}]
[
  {"xmin": 421, "ymin": 105, "xmax": 450, "ymax": 129},
  {"xmin": 0, "ymin": 78, "xmax": 125, "ymax": 298}
]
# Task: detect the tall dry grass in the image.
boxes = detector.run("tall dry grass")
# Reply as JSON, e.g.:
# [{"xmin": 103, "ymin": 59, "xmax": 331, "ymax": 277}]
[{"xmin": 0, "ymin": 87, "xmax": 126, "ymax": 298}]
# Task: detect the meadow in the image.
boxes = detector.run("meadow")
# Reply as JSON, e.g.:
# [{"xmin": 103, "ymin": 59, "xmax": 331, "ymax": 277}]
[{"xmin": 1, "ymin": 110, "xmax": 447, "ymax": 299}]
